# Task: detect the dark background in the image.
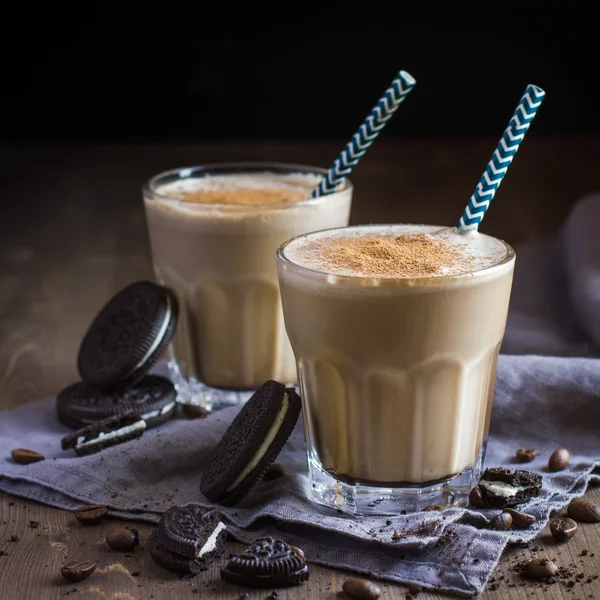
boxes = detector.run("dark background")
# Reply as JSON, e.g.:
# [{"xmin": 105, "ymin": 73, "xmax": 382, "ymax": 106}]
[{"xmin": 2, "ymin": 5, "xmax": 598, "ymax": 142}]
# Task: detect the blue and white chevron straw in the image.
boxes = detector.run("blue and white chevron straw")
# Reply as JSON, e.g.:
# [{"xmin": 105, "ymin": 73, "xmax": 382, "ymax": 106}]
[
  {"xmin": 457, "ymin": 84, "xmax": 546, "ymax": 233},
  {"xmin": 312, "ymin": 70, "xmax": 416, "ymax": 198}
]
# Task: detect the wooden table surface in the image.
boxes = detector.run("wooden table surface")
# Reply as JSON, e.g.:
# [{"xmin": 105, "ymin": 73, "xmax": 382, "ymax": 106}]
[{"xmin": 1, "ymin": 139, "xmax": 599, "ymax": 599}]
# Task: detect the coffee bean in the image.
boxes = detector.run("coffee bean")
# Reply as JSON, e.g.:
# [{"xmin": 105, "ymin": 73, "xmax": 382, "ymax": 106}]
[
  {"xmin": 521, "ymin": 558, "xmax": 559, "ymax": 579},
  {"xmin": 342, "ymin": 577, "xmax": 382, "ymax": 600},
  {"xmin": 516, "ymin": 448, "xmax": 540, "ymax": 463},
  {"xmin": 61, "ymin": 560, "xmax": 97, "ymax": 582},
  {"xmin": 488, "ymin": 512, "xmax": 513, "ymax": 530},
  {"xmin": 106, "ymin": 527, "xmax": 139, "ymax": 552},
  {"xmin": 75, "ymin": 504, "xmax": 108, "ymax": 525},
  {"xmin": 503, "ymin": 508, "xmax": 536, "ymax": 528},
  {"xmin": 422, "ymin": 504, "xmax": 445, "ymax": 512},
  {"xmin": 548, "ymin": 448, "xmax": 570, "ymax": 472},
  {"xmin": 182, "ymin": 404, "xmax": 210, "ymax": 419},
  {"xmin": 550, "ymin": 517, "xmax": 577, "ymax": 542},
  {"xmin": 468, "ymin": 486, "xmax": 485, "ymax": 508},
  {"xmin": 263, "ymin": 463, "xmax": 287, "ymax": 481},
  {"xmin": 567, "ymin": 499, "xmax": 600, "ymax": 523},
  {"xmin": 11, "ymin": 448, "xmax": 45, "ymax": 464}
]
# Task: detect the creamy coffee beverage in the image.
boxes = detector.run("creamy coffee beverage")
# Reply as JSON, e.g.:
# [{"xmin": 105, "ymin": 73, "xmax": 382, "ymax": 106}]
[
  {"xmin": 143, "ymin": 165, "xmax": 352, "ymax": 398},
  {"xmin": 277, "ymin": 224, "xmax": 515, "ymax": 486}
]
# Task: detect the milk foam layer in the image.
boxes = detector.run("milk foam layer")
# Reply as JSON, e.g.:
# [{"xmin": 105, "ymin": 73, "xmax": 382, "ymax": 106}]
[
  {"xmin": 157, "ymin": 172, "xmax": 322, "ymax": 206},
  {"xmin": 284, "ymin": 224, "xmax": 510, "ymax": 278}
]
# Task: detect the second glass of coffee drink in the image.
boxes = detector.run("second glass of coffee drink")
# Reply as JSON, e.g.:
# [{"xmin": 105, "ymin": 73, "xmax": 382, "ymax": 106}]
[
  {"xmin": 143, "ymin": 162, "xmax": 352, "ymax": 408},
  {"xmin": 277, "ymin": 224, "xmax": 515, "ymax": 514}
]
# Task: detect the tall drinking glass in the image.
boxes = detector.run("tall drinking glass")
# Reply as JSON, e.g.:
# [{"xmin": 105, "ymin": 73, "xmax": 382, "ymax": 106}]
[
  {"xmin": 143, "ymin": 162, "xmax": 352, "ymax": 409},
  {"xmin": 277, "ymin": 224, "xmax": 515, "ymax": 515}
]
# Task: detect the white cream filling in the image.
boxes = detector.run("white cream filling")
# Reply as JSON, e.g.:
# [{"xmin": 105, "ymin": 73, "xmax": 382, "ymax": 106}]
[
  {"xmin": 197, "ymin": 521, "xmax": 226, "ymax": 557},
  {"xmin": 479, "ymin": 480, "xmax": 528, "ymax": 498},
  {"xmin": 128, "ymin": 295, "xmax": 173, "ymax": 375},
  {"xmin": 76, "ymin": 420, "xmax": 147, "ymax": 449},
  {"xmin": 141, "ymin": 401, "xmax": 176, "ymax": 420},
  {"xmin": 225, "ymin": 393, "xmax": 290, "ymax": 492}
]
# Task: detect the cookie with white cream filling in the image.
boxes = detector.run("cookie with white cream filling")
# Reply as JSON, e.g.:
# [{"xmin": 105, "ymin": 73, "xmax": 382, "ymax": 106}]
[
  {"xmin": 200, "ymin": 380, "xmax": 301, "ymax": 505},
  {"xmin": 478, "ymin": 467, "xmax": 542, "ymax": 508}
]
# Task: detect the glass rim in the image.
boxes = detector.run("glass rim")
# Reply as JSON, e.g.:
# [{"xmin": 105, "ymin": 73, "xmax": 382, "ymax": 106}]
[
  {"xmin": 276, "ymin": 224, "xmax": 516, "ymax": 284},
  {"xmin": 142, "ymin": 161, "xmax": 353, "ymax": 210}
]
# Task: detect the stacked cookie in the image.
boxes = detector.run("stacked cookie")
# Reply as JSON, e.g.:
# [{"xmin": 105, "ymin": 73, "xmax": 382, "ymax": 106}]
[
  {"xmin": 148, "ymin": 505, "xmax": 228, "ymax": 574},
  {"xmin": 56, "ymin": 281, "xmax": 179, "ymax": 455}
]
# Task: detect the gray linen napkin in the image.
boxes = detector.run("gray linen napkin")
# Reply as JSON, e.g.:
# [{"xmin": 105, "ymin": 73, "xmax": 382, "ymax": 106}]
[{"xmin": 1, "ymin": 195, "xmax": 600, "ymax": 597}]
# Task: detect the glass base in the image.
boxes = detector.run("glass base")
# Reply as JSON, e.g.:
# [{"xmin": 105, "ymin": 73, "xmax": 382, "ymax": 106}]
[
  {"xmin": 168, "ymin": 359, "xmax": 254, "ymax": 411},
  {"xmin": 308, "ymin": 447, "xmax": 486, "ymax": 516}
]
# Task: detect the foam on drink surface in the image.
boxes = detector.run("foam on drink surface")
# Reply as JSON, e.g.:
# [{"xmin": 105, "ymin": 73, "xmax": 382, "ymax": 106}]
[
  {"xmin": 283, "ymin": 225, "xmax": 510, "ymax": 278},
  {"xmin": 156, "ymin": 172, "xmax": 322, "ymax": 206}
]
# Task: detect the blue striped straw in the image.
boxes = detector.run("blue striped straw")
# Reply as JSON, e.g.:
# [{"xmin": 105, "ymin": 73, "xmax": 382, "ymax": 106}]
[
  {"xmin": 312, "ymin": 70, "xmax": 416, "ymax": 198},
  {"xmin": 457, "ymin": 84, "xmax": 546, "ymax": 233}
]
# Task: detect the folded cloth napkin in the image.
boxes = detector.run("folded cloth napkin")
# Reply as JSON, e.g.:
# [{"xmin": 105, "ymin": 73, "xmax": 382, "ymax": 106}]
[{"xmin": 1, "ymin": 195, "xmax": 600, "ymax": 597}]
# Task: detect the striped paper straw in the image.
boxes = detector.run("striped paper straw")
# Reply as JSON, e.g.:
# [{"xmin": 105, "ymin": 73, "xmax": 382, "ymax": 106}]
[
  {"xmin": 457, "ymin": 84, "xmax": 546, "ymax": 233},
  {"xmin": 312, "ymin": 70, "xmax": 416, "ymax": 198}
]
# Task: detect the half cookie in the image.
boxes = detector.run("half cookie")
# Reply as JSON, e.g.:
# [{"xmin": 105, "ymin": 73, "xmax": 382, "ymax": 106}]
[
  {"xmin": 221, "ymin": 537, "xmax": 309, "ymax": 588},
  {"xmin": 478, "ymin": 467, "xmax": 542, "ymax": 508},
  {"xmin": 56, "ymin": 375, "xmax": 177, "ymax": 430},
  {"xmin": 61, "ymin": 414, "xmax": 146, "ymax": 456},
  {"xmin": 200, "ymin": 380, "xmax": 301, "ymax": 505},
  {"xmin": 77, "ymin": 280, "xmax": 178, "ymax": 390}
]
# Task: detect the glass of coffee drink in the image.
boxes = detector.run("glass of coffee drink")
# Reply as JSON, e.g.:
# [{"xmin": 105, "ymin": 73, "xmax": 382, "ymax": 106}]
[
  {"xmin": 277, "ymin": 224, "xmax": 515, "ymax": 515},
  {"xmin": 143, "ymin": 162, "xmax": 353, "ymax": 409}
]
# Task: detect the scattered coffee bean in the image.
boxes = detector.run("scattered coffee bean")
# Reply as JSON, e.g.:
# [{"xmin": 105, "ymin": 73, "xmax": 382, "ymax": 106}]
[
  {"xmin": 342, "ymin": 577, "xmax": 382, "ymax": 600},
  {"xmin": 468, "ymin": 486, "xmax": 485, "ymax": 508},
  {"xmin": 422, "ymin": 504, "xmax": 445, "ymax": 512},
  {"xmin": 488, "ymin": 512, "xmax": 513, "ymax": 530},
  {"xmin": 550, "ymin": 517, "xmax": 577, "ymax": 542},
  {"xmin": 75, "ymin": 504, "xmax": 108, "ymax": 525},
  {"xmin": 11, "ymin": 448, "xmax": 45, "ymax": 464},
  {"xmin": 548, "ymin": 448, "xmax": 570, "ymax": 472},
  {"xmin": 9, "ymin": 535, "xmax": 19, "ymax": 542},
  {"xmin": 29, "ymin": 521, "xmax": 39, "ymax": 529},
  {"xmin": 503, "ymin": 508, "xmax": 536, "ymax": 528},
  {"xmin": 131, "ymin": 571, "xmax": 140, "ymax": 577},
  {"xmin": 182, "ymin": 404, "xmax": 210, "ymax": 419},
  {"xmin": 106, "ymin": 527, "xmax": 139, "ymax": 552},
  {"xmin": 521, "ymin": 558, "xmax": 559, "ymax": 579},
  {"xmin": 516, "ymin": 448, "xmax": 540, "ymax": 463},
  {"xmin": 61, "ymin": 560, "xmax": 97, "ymax": 582},
  {"xmin": 263, "ymin": 463, "xmax": 287, "ymax": 481},
  {"xmin": 567, "ymin": 499, "xmax": 600, "ymax": 523}
]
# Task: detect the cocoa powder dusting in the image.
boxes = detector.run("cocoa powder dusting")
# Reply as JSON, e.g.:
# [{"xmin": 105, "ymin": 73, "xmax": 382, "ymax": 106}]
[
  {"xmin": 317, "ymin": 233, "xmax": 464, "ymax": 278},
  {"xmin": 180, "ymin": 187, "xmax": 305, "ymax": 206}
]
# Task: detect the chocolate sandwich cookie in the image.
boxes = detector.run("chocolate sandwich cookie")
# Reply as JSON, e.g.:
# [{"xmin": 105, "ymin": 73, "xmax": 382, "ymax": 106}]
[
  {"xmin": 61, "ymin": 414, "xmax": 146, "ymax": 456},
  {"xmin": 56, "ymin": 375, "xmax": 177, "ymax": 430},
  {"xmin": 77, "ymin": 280, "xmax": 178, "ymax": 390},
  {"xmin": 157, "ymin": 505, "xmax": 227, "ymax": 562},
  {"xmin": 478, "ymin": 467, "xmax": 542, "ymax": 508},
  {"xmin": 221, "ymin": 537, "xmax": 309, "ymax": 588},
  {"xmin": 148, "ymin": 532, "xmax": 199, "ymax": 575},
  {"xmin": 200, "ymin": 380, "xmax": 301, "ymax": 505}
]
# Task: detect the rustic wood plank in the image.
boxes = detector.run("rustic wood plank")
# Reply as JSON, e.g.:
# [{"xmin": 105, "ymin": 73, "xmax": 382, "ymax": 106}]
[
  {"xmin": 1, "ymin": 488, "xmax": 599, "ymax": 599},
  {"xmin": 1, "ymin": 140, "xmax": 599, "ymax": 599}
]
